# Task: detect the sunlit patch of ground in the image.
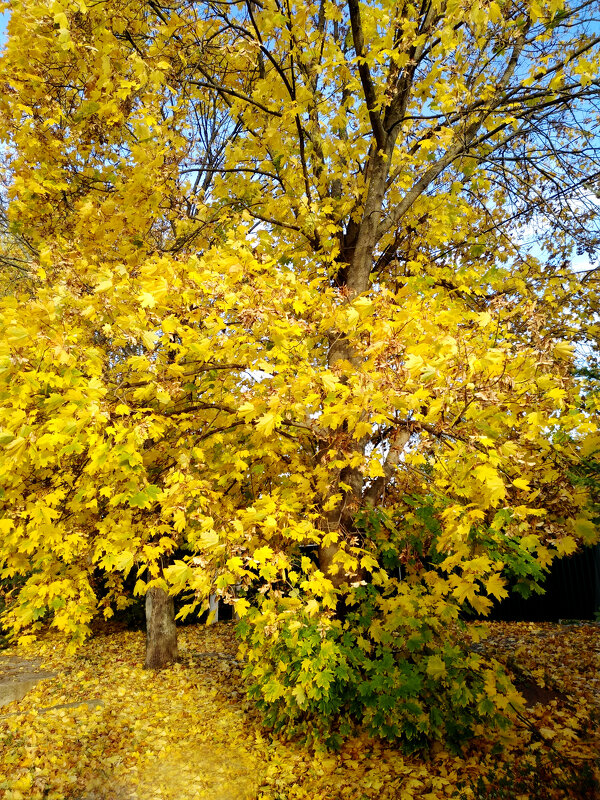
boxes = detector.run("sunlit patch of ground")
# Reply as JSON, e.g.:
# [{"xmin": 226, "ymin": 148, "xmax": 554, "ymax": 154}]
[{"xmin": 0, "ymin": 622, "xmax": 598, "ymax": 800}]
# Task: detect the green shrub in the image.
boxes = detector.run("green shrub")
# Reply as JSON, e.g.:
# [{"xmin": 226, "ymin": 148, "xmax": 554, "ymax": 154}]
[{"xmin": 237, "ymin": 581, "xmax": 518, "ymax": 751}]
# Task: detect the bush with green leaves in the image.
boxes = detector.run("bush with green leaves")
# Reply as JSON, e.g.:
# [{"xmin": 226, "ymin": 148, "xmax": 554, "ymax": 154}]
[{"xmin": 237, "ymin": 579, "xmax": 519, "ymax": 751}]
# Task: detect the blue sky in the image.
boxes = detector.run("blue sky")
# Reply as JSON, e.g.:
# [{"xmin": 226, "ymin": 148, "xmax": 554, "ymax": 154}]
[{"xmin": 0, "ymin": 10, "xmax": 9, "ymax": 48}]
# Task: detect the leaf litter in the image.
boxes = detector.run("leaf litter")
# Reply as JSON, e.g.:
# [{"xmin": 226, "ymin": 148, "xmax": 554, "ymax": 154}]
[{"xmin": 0, "ymin": 621, "xmax": 598, "ymax": 800}]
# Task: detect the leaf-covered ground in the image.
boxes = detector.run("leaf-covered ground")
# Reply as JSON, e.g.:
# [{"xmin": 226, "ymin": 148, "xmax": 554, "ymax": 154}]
[{"xmin": 0, "ymin": 621, "xmax": 598, "ymax": 800}]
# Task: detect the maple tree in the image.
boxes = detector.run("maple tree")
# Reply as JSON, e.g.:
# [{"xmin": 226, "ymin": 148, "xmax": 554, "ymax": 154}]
[{"xmin": 0, "ymin": 0, "xmax": 599, "ymax": 743}]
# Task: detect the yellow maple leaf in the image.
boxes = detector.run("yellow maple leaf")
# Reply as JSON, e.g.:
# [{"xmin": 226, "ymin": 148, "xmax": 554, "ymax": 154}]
[{"xmin": 485, "ymin": 573, "xmax": 509, "ymax": 601}]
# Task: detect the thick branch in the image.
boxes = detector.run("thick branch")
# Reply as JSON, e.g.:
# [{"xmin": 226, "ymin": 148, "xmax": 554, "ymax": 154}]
[
  {"xmin": 347, "ymin": 0, "xmax": 385, "ymax": 149},
  {"xmin": 363, "ymin": 427, "xmax": 411, "ymax": 506}
]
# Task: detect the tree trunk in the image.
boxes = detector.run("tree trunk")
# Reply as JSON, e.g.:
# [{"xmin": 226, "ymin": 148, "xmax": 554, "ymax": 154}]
[
  {"xmin": 144, "ymin": 585, "xmax": 178, "ymax": 669},
  {"xmin": 318, "ymin": 150, "xmax": 395, "ymax": 584}
]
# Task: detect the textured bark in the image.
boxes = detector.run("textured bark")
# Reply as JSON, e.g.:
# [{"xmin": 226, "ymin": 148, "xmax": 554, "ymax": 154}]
[
  {"xmin": 345, "ymin": 146, "xmax": 395, "ymax": 295},
  {"xmin": 317, "ymin": 157, "xmax": 393, "ymax": 585},
  {"xmin": 316, "ymin": 0, "xmax": 438, "ymax": 585},
  {"xmin": 144, "ymin": 586, "xmax": 178, "ymax": 670},
  {"xmin": 363, "ymin": 428, "xmax": 412, "ymax": 507},
  {"xmin": 318, "ymin": 152, "xmax": 395, "ymax": 584}
]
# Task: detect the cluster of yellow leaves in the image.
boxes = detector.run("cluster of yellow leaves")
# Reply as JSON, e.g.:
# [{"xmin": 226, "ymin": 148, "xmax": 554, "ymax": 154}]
[
  {"xmin": 0, "ymin": 0, "xmax": 190, "ymax": 265},
  {"xmin": 0, "ymin": 0, "xmax": 598, "ymax": 656},
  {"xmin": 0, "ymin": 620, "xmax": 598, "ymax": 800},
  {"xmin": 0, "ymin": 237, "xmax": 596, "ymax": 641}
]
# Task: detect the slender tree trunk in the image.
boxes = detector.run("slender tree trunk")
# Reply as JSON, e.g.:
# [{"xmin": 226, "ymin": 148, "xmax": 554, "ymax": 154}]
[
  {"xmin": 318, "ymin": 148, "xmax": 395, "ymax": 584},
  {"xmin": 144, "ymin": 585, "xmax": 178, "ymax": 669}
]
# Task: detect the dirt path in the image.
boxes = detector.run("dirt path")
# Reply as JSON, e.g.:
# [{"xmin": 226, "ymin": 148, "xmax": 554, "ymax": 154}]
[{"xmin": 0, "ymin": 655, "xmax": 56, "ymax": 708}]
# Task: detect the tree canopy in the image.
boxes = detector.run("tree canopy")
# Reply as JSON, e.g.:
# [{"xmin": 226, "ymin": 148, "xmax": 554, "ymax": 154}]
[{"xmin": 0, "ymin": 0, "xmax": 599, "ymax": 746}]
